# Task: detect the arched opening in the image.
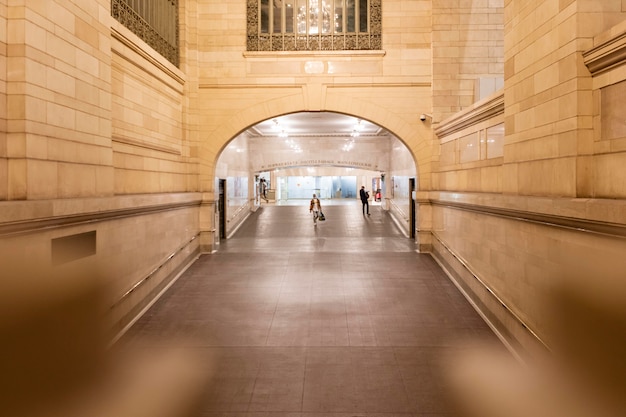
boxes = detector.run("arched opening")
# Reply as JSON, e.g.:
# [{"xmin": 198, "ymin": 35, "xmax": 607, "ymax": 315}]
[{"xmin": 214, "ymin": 111, "xmax": 418, "ymax": 242}]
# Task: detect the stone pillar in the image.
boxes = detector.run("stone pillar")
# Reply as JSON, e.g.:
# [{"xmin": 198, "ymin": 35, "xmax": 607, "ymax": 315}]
[{"xmin": 502, "ymin": 0, "xmax": 626, "ymax": 197}]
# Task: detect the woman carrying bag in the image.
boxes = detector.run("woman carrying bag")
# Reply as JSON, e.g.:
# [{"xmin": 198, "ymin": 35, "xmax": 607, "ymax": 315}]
[{"xmin": 309, "ymin": 194, "xmax": 324, "ymax": 226}]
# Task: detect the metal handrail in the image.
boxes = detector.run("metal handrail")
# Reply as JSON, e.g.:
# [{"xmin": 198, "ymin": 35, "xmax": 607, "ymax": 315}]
[{"xmin": 386, "ymin": 197, "xmax": 408, "ymax": 221}]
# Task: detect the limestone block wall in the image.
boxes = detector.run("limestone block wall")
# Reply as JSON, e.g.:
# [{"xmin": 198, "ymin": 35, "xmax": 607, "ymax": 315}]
[
  {"xmin": 3, "ymin": 0, "xmax": 114, "ymax": 200},
  {"xmin": 0, "ymin": 0, "xmax": 6, "ymax": 200},
  {"xmin": 0, "ymin": 1, "xmax": 203, "ymax": 340},
  {"xmin": 432, "ymin": 0, "xmax": 504, "ymax": 123},
  {"xmin": 110, "ymin": 21, "xmax": 197, "ymax": 194},
  {"xmin": 429, "ymin": 1, "xmax": 626, "ymax": 360},
  {"xmin": 430, "ymin": 192, "xmax": 626, "ymax": 359},
  {"xmin": 0, "ymin": 193, "xmax": 202, "ymax": 339},
  {"xmin": 503, "ymin": 0, "xmax": 626, "ymax": 198},
  {"xmin": 190, "ymin": 0, "xmax": 435, "ymax": 194}
]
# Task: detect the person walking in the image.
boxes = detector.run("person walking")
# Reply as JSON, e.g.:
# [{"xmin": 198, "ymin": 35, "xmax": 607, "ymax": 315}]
[
  {"xmin": 309, "ymin": 193, "xmax": 322, "ymax": 226},
  {"xmin": 260, "ymin": 178, "xmax": 268, "ymax": 202},
  {"xmin": 360, "ymin": 185, "xmax": 370, "ymax": 215}
]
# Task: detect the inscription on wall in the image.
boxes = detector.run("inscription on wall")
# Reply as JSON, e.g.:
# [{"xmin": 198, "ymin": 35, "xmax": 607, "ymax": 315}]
[{"xmin": 261, "ymin": 160, "xmax": 375, "ymax": 170}]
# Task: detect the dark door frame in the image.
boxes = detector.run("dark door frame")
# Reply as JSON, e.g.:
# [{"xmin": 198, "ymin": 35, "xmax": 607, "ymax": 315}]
[
  {"xmin": 409, "ymin": 177, "xmax": 416, "ymax": 239},
  {"xmin": 218, "ymin": 179, "xmax": 226, "ymax": 240}
]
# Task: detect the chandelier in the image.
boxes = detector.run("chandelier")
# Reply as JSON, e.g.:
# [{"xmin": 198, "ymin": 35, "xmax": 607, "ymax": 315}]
[{"xmin": 296, "ymin": 0, "xmax": 333, "ymax": 35}]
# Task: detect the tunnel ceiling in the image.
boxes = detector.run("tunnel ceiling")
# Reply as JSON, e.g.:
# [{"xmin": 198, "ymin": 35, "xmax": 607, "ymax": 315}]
[{"xmin": 247, "ymin": 112, "xmax": 389, "ymax": 138}]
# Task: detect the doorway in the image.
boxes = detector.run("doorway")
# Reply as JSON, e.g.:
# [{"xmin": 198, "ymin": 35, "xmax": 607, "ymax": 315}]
[
  {"xmin": 218, "ymin": 179, "xmax": 226, "ymax": 240},
  {"xmin": 409, "ymin": 177, "xmax": 416, "ymax": 239}
]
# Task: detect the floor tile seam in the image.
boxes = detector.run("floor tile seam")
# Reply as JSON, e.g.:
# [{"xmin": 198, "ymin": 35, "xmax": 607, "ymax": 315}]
[
  {"xmin": 181, "ymin": 344, "xmax": 454, "ymax": 350},
  {"xmin": 211, "ymin": 251, "xmax": 420, "ymax": 257},
  {"xmin": 263, "ymin": 283, "xmax": 286, "ymax": 348},
  {"xmin": 269, "ymin": 282, "xmax": 315, "ymax": 347}
]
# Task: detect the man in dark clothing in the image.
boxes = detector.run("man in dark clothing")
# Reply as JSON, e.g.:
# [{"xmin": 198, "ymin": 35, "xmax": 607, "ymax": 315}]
[{"xmin": 359, "ymin": 185, "xmax": 370, "ymax": 215}]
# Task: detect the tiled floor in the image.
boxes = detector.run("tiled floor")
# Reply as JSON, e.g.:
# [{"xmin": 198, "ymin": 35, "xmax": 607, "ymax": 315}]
[{"xmin": 120, "ymin": 201, "xmax": 504, "ymax": 417}]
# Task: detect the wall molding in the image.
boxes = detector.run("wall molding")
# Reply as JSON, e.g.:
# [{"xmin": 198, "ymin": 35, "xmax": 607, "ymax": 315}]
[
  {"xmin": 427, "ymin": 193, "xmax": 626, "ymax": 361},
  {"xmin": 243, "ymin": 50, "xmax": 387, "ymax": 58},
  {"xmin": 0, "ymin": 195, "xmax": 202, "ymax": 237},
  {"xmin": 109, "ymin": 238, "xmax": 201, "ymax": 346},
  {"xmin": 430, "ymin": 235, "xmax": 547, "ymax": 362},
  {"xmin": 430, "ymin": 198, "xmax": 626, "ymax": 239},
  {"xmin": 111, "ymin": 25, "xmax": 185, "ymax": 88},
  {"xmin": 434, "ymin": 92, "xmax": 504, "ymax": 139},
  {"xmin": 583, "ymin": 30, "xmax": 626, "ymax": 76},
  {"xmin": 112, "ymin": 135, "xmax": 182, "ymax": 155}
]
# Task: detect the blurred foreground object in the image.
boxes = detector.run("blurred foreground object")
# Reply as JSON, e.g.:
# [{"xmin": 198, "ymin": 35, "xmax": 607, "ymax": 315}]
[
  {"xmin": 446, "ymin": 258, "xmax": 626, "ymax": 417},
  {"xmin": 0, "ymin": 260, "xmax": 212, "ymax": 417}
]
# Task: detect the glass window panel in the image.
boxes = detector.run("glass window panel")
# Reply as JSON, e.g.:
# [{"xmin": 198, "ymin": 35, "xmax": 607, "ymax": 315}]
[
  {"xmin": 334, "ymin": 0, "xmax": 343, "ymax": 33},
  {"xmin": 287, "ymin": 176, "xmax": 314, "ymax": 199},
  {"xmin": 285, "ymin": 2, "xmax": 294, "ymax": 33},
  {"xmin": 440, "ymin": 141, "xmax": 457, "ymax": 166},
  {"xmin": 486, "ymin": 123, "xmax": 504, "ymax": 158},
  {"xmin": 250, "ymin": 0, "xmax": 374, "ymax": 50},
  {"xmin": 601, "ymin": 80, "xmax": 626, "ymax": 140},
  {"xmin": 296, "ymin": 0, "xmax": 307, "ymax": 34},
  {"xmin": 346, "ymin": 0, "xmax": 355, "ymax": 32},
  {"xmin": 340, "ymin": 176, "xmax": 357, "ymax": 198},
  {"xmin": 479, "ymin": 130, "xmax": 487, "ymax": 160},
  {"xmin": 359, "ymin": 0, "xmax": 367, "ymax": 32},
  {"xmin": 273, "ymin": 0, "xmax": 282, "ymax": 33},
  {"xmin": 459, "ymin": 132, "xmax": 480, "ymax": 163},
  {"xmin": 261, "ymin": 0, "xmax": 270, "ymax": 33},
  {"xmin": 309, "ymin": 0, "xmax": 319, "ymax": 34},
  {"xmin": 321, "ymin": 0, "xmax": 332, "ymax": 33}
]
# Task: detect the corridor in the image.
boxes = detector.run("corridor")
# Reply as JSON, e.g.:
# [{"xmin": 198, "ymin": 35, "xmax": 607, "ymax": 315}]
[{"xmin": 121, "ymin": 201, "xmax": 504, "ymax": 416}]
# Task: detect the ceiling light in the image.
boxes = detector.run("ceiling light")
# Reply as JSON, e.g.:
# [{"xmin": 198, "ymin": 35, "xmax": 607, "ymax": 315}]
[{"xmin": 343, "ymin": 138, "xmax": 355, "ymax": 151}]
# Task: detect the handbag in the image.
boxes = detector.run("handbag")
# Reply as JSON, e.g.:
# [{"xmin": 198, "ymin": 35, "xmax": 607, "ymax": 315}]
[{"xmin": 318, "ymin": 212, "xmax": 325, "ymax": 221}]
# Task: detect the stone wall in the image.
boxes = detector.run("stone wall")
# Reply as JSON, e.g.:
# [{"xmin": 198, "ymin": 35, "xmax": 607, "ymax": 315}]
[
  {"xmin": 430, "ymin": 0, "xmax": 626, "ymax": 360},
  {"xmin": 3, "ymin": 0, "xmax": 113, "ymax": 200},
  {"xmin": 0, "ymin": 1, "xmax": 202, "ymax": 338}
]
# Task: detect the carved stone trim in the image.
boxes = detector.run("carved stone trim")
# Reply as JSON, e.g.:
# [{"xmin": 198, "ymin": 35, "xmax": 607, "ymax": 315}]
[
  {"xmin": 111, "ymin": 27, "xmax": 184, "ymax": 87},
  {"xmin": 112, "ymin": 135, "xmax": 182, "ymax": 155},
  {"xmin": 0, "ymin": 195, "xmax": 202, "ymax": 237},
  {"xmin": 247, "ymin": 0, "xmax": 381, "ymax": 52},
  {"xmin": 583, "ymin": 30, "xmax": 626, "ymax": 76},
  {"xmin": 111, "ymin": 0, "xmax": 179, "ymax": 67},
  {"xmin": 430, "ymin": 197, "xmax": 626, "ymax": 239},
  {"xmin": 435, "ymin": 92, "xmax": 505, "ymax": 139}
]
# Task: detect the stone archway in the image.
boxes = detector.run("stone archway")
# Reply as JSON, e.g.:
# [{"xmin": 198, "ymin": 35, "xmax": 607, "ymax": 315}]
[
  {"xmin": 198, "ymin": 96, "xmax": 433, "ymax": 252},
  {"xmin": 200, "ymin": 97, "xmax": 431, "ymax": 192}
]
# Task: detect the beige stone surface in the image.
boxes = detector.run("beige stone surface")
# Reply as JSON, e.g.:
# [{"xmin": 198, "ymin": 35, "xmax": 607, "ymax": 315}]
[{"xmin": 1, "ymin": 0, "xmax": 626, "ymax": 364}]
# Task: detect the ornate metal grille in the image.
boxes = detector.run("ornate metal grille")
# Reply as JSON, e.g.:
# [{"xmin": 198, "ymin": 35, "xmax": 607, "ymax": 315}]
[
  {"xmin": 111, "ymin": 0, "xmax": 179, "ymax": 67},
  {"xmin": 247, "ymin": 0, "xmax": 381, "ymax": 51}
]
